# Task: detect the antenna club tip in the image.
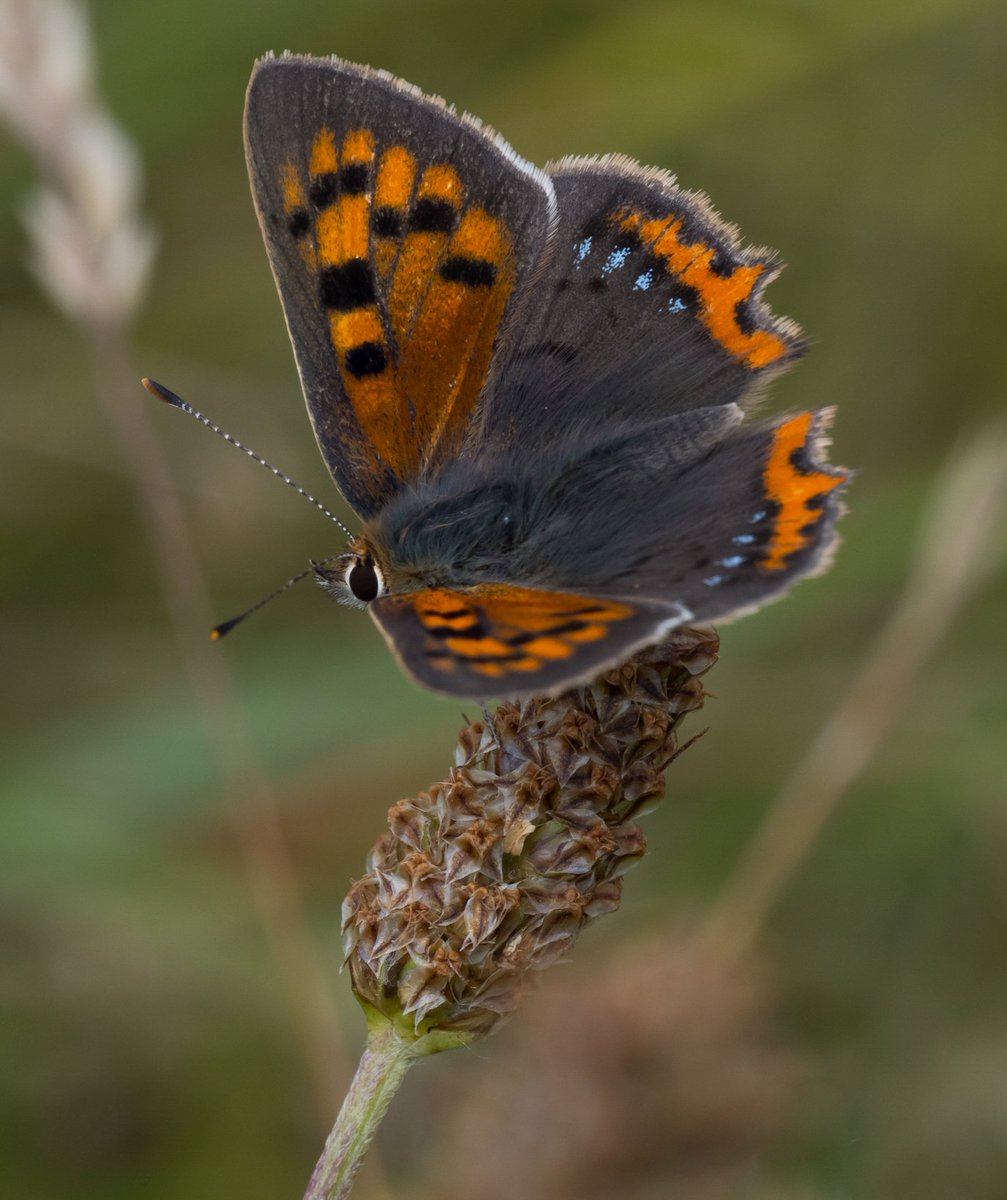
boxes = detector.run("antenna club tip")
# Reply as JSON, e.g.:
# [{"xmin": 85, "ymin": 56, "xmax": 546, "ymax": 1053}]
[
  {"xmin": 211, "ymin": 614, "xmax": 246, "ymax": 639},
  {"xmin": 142, "ymin": 377, "xmax": 182, "ymax": 407}
]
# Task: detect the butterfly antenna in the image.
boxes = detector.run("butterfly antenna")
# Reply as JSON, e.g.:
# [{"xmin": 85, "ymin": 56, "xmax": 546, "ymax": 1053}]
[
  {"xmin": 142, "ymin": 377, "xmax": 354, "ymax": 538},
  {"xmin": 211, "ymin": 564, "xmax": 319, "ymax": 640}
]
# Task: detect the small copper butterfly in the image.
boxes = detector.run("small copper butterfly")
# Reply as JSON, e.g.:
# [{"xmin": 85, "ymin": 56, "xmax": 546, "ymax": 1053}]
[{"xmin": 242, "ymin": 53, "xmax": 850, "ymax": 698}]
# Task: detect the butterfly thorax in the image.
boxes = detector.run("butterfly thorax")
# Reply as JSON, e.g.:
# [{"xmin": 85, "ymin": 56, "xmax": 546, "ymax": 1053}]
[
  {"xmin": 369, "ymin": 466, "xmax": 534, "ymax": 592},
  {"xmin": 309, "ymin": 464, "xmax": 526, "ymax": 606}
]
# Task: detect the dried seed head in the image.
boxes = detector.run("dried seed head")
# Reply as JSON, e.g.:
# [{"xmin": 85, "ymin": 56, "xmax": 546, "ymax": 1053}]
[{"xmin": 342, "ymin": 627, "xmax": 718, "ymax": 1044}]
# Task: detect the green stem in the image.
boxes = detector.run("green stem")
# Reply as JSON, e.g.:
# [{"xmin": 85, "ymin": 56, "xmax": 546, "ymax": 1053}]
[{"xmin": 303, "ymin": 1017, "xmax": 418, "ymax": 1200}]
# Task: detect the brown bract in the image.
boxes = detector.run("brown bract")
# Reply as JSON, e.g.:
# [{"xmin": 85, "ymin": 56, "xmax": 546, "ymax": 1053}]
[{"xmin": 342, "ymin": 627, "xmax": 719, "ymax": 1041}]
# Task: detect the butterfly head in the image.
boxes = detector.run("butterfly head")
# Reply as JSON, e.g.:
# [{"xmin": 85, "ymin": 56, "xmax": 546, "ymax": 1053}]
[
  {"xmin": 312, "ymin": 540, "xmax": 388, "ymax": 608},
  {"xmin": 315, "ymin": 526, "xmax": 480, "ymax": 603}
]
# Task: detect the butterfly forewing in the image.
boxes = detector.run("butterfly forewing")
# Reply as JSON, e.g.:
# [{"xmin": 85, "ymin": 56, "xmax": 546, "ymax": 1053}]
[{"xmin": 244, "ymin": 54, "xmax": 556, "ymax": 518}]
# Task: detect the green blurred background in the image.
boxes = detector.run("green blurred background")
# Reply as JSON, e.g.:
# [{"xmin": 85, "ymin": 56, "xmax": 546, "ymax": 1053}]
[{"xmin": 2, "ymin": 1, "xmax": 1005, "ymax": 1197}]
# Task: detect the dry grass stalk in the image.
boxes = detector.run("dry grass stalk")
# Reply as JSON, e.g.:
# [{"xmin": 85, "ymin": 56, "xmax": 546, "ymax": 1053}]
[
  {"xmin": 0, "ymin": 0, "xmax": 352, "ymax": 1129},
  {"xmin": 307, "ymin": 628, "xmax": 718, "ymax": 1200},
  {"xmin": 699, "ymin": 419, "xmax": 1007, "ymax": 963}
]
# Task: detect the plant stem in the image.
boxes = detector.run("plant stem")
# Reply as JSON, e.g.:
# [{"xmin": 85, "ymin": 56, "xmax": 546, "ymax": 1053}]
[{"xmin": 303, "ymin": 1018, "xmax": 419, "ymax": 1200}]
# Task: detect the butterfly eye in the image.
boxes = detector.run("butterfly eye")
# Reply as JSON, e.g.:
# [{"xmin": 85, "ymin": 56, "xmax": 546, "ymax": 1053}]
[{"xmin": 346, "ymin": 556, "xmax": 384, "ymax": 603}]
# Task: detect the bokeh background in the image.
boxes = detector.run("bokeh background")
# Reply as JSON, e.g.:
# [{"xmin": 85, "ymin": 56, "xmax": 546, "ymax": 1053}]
[{"xmin": 2, "ymin": 1, "xmax": 1005, "ymax": 1197}]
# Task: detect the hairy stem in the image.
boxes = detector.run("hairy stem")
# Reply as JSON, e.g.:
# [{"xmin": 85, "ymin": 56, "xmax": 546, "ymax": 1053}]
[{"xmin": 304, "ymin": 1018, "xmax": 429, "ymax": 1200}]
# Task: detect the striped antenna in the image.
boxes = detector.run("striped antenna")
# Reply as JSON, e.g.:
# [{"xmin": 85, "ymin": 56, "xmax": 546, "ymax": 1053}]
[
  {"xmin": 142, "ymin": 377, "xmax": 354, "ymax": 538},
  {"xmin": 210, "ymin": 565, "xmax": 314, "ymax": 640},
  {"xmin": 210, "ymin": 555, "xmax": 343, "ymax": 640}
]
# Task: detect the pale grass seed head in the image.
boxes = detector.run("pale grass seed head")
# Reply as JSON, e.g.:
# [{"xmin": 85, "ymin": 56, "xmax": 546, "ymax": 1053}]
[{"xmin": 0, "ymin": 0, "xmax": 155, "ymax": 328}]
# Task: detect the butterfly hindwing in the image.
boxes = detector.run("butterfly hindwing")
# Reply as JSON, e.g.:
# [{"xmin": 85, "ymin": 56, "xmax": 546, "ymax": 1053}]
[
  {"xmin": 569, "ymin": 408, "xmax": 849, "ymax": 622},
  {"xmin": 370, "ymin": 584, "xmax": 688, "ymax": 698},
  {"xmin": 481, "ymin": 155, "xmax": 804, "ymax": 448},
  {"xmin": 244, "ymin": 54, "xmax": 556, "ymax": 518},
  {"xmin": 353, "ymin": 405, "xmax": 847, "ymax": 700}
]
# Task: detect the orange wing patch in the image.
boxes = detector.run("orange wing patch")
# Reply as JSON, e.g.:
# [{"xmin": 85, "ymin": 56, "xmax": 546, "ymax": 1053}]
[
  {"xmin": 388, "ymin": 163, "xmax": 463, "ymax": 341},
  {"xmin": 388, "ymin": 586, "xmax": 636, "ymax": 681},
  {"xmin": 277, "ymin": 135, "xmax": 515, "ymax": 486},
  {"xmin": 302, "ymin": 129, "xmax": 407, "ymax": 477},
  {"xmin": 398, "ymin": 206, "xmax": 514, "ymax": 467},
  {"xmin": 280, "ymin": 164, "xmax": 315, "ymax": 272},
  {"xmin": 760, "ymin": 413, "xmax": 847, "ymax": 571},
  {"xmin": 618, "ymin": 209, "xmax": 789, "ymax": 369},
  {"xmin": 373, "ymin": 145, "xmax": 416, "ymax": 280}
]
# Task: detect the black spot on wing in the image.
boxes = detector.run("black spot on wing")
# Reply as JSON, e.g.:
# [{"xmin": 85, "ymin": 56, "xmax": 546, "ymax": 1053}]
[
  {"xmin": 734, "ymin": 297, "xmax": 757, "ymax": 336},
  {"xmin": 309, "ymin": 173, "xmax": 338, "ymax": 208},
  {"xmin": 319, "ymin": 259, "xmax": 376, "ymax": 310},
  {"xmin": 789, "ymin": 445, "xmax": 813, "ymax": 473},
  {"xmin": 675, "ymin": 208, "xmax": 732, "ymax": 273},
  {"xmin": 612, "ymin": 227, "xmax": 643, "ymax": 254},
  {"xmin": 344, "ymin": 342, "xmax": 388, "ymax": 377},
  {"xmin": 410, "ymin": 198, "xmax": 457, "ymax": 233},
  {"xmin": 339, "ymin": 163, "xmax": 369, "ymax": 194},
  {"xmin": 423, "ymin": 606, "xmax": 472, "ymax": 620},
  {"xmin": 707, "ymin": 248, "xmax": 735, "ymax": 277},
  {"xmin": 440, "ymin": 256, "xmax": 497, "ymax": 287},
  {"xmin": 424, "ymin": 619, "xmax": 489, "ymax": 641},
  {"xmin": 578, "ymin": 212, "xmax": 610, "ymax": 242},
  {"xmin": 287, "ymin": 208, "xmax": 310, "ymax": 239},
  {"xmin": 374, "ymin": 207, "xmax": 403, "ymax": 237},
  {"xmin": 755, "ymin": 499, "xmax": 782, "ymax": 523}
]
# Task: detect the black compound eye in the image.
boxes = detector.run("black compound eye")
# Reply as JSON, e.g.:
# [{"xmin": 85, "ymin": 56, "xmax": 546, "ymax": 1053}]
[{"xmin": 347, "ymin": 557, "xmax": 382, "ymax": 603}]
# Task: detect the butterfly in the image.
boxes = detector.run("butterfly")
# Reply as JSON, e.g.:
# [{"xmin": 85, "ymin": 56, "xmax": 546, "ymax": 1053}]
[{"xmin": 242, "ymin": 53, "xmax": 849, "ymax": 699}]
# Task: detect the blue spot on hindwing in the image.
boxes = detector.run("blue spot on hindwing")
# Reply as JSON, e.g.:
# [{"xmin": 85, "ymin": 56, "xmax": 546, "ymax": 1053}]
[
  {"xmin": 575, "ymin": 237, "xmax": 593, "ymax": 265},
  {"xmin": 602, "ymin": 247, "xmax": 630, "ymax": 274},
  {"xmin": 633, "ymin": 270, "xmax": 654, "ymax": 291}
]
